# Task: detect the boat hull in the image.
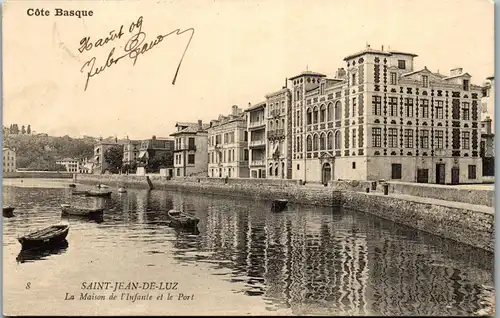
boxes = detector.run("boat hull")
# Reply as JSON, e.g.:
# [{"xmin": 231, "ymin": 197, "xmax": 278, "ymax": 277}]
[
  {"xmin": 61, "ymin": 205, "xmax": 104, "ymax": 217},
  {"xmin": 271, "ymin": 200, "xmax": 288, "ymax": 212},
  {"xmin": 18, "ymin": 225, "xmax": 69, "ymax": 250},
  {"xmin": 167, "ymin": 210, "xmax": 200, "ymax": 229},
  {"xmin": 3, "ymin": 207, "xmax": 15, "ymax": 217},
  {"xmin": 71, "ymin": 190, "xmax": 88, "ymax": 196},
  {"xmin": 85, "ymin": 191, "xmax": 112, "ymax": 197}
]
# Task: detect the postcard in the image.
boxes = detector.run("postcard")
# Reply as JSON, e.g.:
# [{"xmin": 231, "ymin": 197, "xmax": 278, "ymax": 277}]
[{"xmin": 2, "ymin": 0, "xmax": 495, "ymax": 316}]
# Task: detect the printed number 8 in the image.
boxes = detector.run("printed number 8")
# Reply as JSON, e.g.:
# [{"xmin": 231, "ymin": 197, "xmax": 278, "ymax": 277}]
[{"xmin": 26, "ymin": 282, "xmax": 31, "ymax": 289}]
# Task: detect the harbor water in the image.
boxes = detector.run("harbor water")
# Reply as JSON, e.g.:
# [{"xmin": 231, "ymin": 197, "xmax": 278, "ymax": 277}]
[{"xmin": 2, "ymin": 178, "xmax": 494, "ymax": 316}]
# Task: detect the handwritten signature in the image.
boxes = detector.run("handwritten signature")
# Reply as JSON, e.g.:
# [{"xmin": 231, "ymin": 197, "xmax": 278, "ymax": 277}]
[{"xmin": 79, "ymin": 16, "xmax": 195, "ymax": 91}]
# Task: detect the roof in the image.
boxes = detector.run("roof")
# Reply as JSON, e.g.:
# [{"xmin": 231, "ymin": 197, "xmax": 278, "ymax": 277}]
[
  {"xmin": 265, "ymin": 87, "xmax": 291, "ymax": 98},
  {"xmin": 170, "ymin": 122, "xmax": 210, "ymax": 136},
  {"xmin": 57, "ymin": 157, "xmax": 77, "ymax": 162},
  {"xmin": 245, "ymin": 101, "xmax": 266, "ymax": 112},
  {"xmin": 343, "ymin": 48, "xmax": 417, "ymax": 61},
  {"xmin": 289, "ymin": 71, "xmax": 326, "ymax": 80},
  {"xmin": 402, "ymin": 67, "xmax": 433, "ymax": 77},
  {"xmin": 444, "ymin": 72, "xmax": 472, "ymax": 80},
  {"xmin": 487, "ymin": 76, "xmax": 494, "ymax": 80}
]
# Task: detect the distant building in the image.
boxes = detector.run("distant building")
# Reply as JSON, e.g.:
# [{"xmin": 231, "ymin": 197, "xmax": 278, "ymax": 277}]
[
  {"xmin": 3, "ymin": 148, "xmax": 16, "ymax": 173},
  {"xmin": 56, "ymin": 158, "xmax": 80, "ymax": 173},
  {"xmin": 93, "ymin": 140, "xmax": 123, "ymax": 174},
  {"xmin": 137, "ymin": 136, "xmax": 174, "ymax": 169},
  {"xmin": 246, "ymin": 101, "xmax": 267, "ymax": 178},
  {"xmin": 80, "ymin": 158, "xmax": 94, "ymax": 174},
  {"xmin": 208, "ymin": 105, "xmax": 249, "ymax": 178},
  {"xmin": 266, "ymin": 88, "xmax": 292, "ymax": 179},
  {"xmin": 170, "ymin": 120, "xmax": 209, "ymax": 177},
  {"xmin": 480, "ymin": 116, "xmax": 495, "ymax": 177},
  {"xmin": 122, "ymin": 139, "xmax": 142, "ymax": 166},
  {"xmin": 481, "ymin": 76, "xmax": 495, "ymax": 133}
]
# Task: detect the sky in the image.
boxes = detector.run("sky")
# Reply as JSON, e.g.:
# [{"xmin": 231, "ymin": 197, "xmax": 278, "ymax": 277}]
[{"xmin": 2, "ymin": 0, "xmax": 494, "ymax": 139}]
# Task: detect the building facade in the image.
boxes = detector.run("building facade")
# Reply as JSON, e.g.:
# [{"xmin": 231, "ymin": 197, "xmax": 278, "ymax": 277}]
[
  {"xmin": 3, "ymin": 148, "xmax": 16, "ymax": 173},
  {"xmin": 93, "ymin": 141, "xmax": 122, "ymax": 174},
  {"xmin": 122, "ymin": 139, "xmax": 142, "ymax": 167},
  {"xmin": 56, "ymin": 158, "xmax": 80, "ymax": 173},
  {"xmin": 208, "ymin": 105, "xmax": 249, "ymax": 178},
  {"xmin": 481, "ymin": 76, "xmax": 495, "ymax": 132},
  {"xmin": 171, "ymin": 120, "xmax": 209, "ymax": 177},
  {"xmin": 137, "ymin": 136, "xmax": 174, "ymax": 169},
  {"xmin": 481, "ymin": 116, "xmax": 495, "ymax": 177},
  {"xmin": 266, "ymin": 88, "xmax": 292, "ymax": 179},
  {"xmin": 291, "ymin": 46, "xmax": 483, "ymax": 184},
  {"xmin": 246, "ymin": 102, "xmax": 267, "ymax": 178}
]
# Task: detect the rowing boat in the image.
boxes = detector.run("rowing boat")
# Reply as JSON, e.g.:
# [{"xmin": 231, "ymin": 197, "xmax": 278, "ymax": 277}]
[
  {"xmin": 3, "ymin": 206, "xmax": 15, "ymax": 217},
  {"xmin": 85, "ymin": 190, "xmax": 112, "ymax": 197},
  {"xmin": 271, "ymin": 199, "xmax": 288, "ymax": 212},
  {"xmin": 167, "ymin": 209, "xmax": 200, "ymax": 228},
  {"xmin": 71, "ymin": 190, "xmax": 88, "ymax": 195},
  {"xmin": 18, "ymin": 224, "xmax": 69, "ymax": 250},
  {"xmin": 61, "ymin": 204, "xmax": 104, "ymax": 217}
]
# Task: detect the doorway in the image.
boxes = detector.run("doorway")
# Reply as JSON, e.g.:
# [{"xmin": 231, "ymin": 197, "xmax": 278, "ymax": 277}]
[
  {"xmin": 322, "ymin": 163, "xmax": 332, "ymax": 185},
  {"xmin": 435, "ymin": 164, "xmax": 445, "ymax": 184},
  {"xmin": 451, "ymin": 167, "xmax": 460, "ymax": 185},
  {"xmin": 417, "ymin": 169, "xmax": 429, "ymax": 183},
  {"xmin": 391, "ymin": 164, "xmax": 402, "ymax": 180}
]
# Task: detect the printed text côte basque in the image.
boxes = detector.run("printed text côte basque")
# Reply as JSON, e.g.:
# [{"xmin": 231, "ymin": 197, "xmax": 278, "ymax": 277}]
[{"xmin": 27, "ymin": 8, "xmax": 93, "ymax": 18}]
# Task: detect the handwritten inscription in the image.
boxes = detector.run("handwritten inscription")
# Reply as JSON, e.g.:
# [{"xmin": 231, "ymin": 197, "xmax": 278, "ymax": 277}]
[{"xmin": 79, "ymin": 16, "xmax": 195, "ymax": 91}]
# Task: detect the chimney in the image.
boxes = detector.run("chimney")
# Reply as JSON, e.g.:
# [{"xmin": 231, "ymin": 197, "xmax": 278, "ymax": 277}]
[
  {"xmin": 285, "ymin": 78, "xmax": 288, "ymax": 89},
  {"xmin": 381, "ymin": 45, "xmax": 384, "ymax": 51},
  {"xmin": 232, "ymin": 105, "xmax": 238, "ymax": 115},
  {"xmin": 248, "ymin": 102, "xmax": 251, "ymax": 108},
  {"xmin": 485, "ymin": 116, "xmax": 492, "ymax": 134},
  {"xmin": 152, "ymin": 135, "xmax": 156, "ymax": 140},
  {"xmin": 198, "ymin": 120, "xmax": 203, "ymax": 130},
  {"xmin": 450, "ymin": 68, "xmax": 463, "ymax": 77},
  {"xmin": 336, "ymin": 67, "xmax": 346, "ymax": 79}
]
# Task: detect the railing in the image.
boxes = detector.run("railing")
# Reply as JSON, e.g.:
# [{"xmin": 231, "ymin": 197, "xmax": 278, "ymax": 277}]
[
  {"xmin": 268, "ymin": 129, "xmax": 284, "ymax": 139},
  {"xmin": 249, "ymin": 140, "xmax": 266, "ymax": 147},
  {"xmin": 250, "ymin": 160, "xmax": 265, "ymax": 166},
  {"xmin": 248, "ymin": 120, "xmax": 265, "ymax": 128},
  {"xmin": 174, "ymin": 145, "xmax": 197, "ymax": 151}
]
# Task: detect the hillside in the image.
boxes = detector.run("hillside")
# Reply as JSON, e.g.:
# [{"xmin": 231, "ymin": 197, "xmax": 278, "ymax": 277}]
[{"xmin": 3, "ymin": 133, "xmax": 97, "ymax": 169}]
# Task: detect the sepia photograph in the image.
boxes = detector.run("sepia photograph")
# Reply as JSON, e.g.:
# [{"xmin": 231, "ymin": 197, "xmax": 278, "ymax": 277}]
[{"xmin": 2, "ymin": 0, "xmax": 495, "ymax": 316}]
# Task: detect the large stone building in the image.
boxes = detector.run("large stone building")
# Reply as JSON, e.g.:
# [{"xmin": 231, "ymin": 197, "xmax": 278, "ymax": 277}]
[
  {"xmin": 93, "ymin": 140, "xmax": 123, "ymax": 174},
  {"xmin": 266, "ymin": 88, "xmax": 292, "ymax": 179},
  {"xmin": 171, "ymin": 121, "xmax": 209, "ymax": 177},
  {"xmin": 208, "ymin": 105, "xmax": 249, "ymax": 178},
  {"xmin": 290, "ymin": 45, "xmax": 483, "ymax": 184},
  {"xmin": 137, "ymin": 136, "xmax": 174, "ymax": 169},
  {"xmin": 246, "ymin": 101, "xmax": 267, "ymax": 178},
  {"xmin": 3, "ymin": 147, "xmax": 16, "ymax": 173},
  {"xmin": 122, "ymin": 139, "xmax": 142, "ymax": 167},
  {"xmin": 56, "ymin": 157, "xmax": 80, "ymax": 173}
]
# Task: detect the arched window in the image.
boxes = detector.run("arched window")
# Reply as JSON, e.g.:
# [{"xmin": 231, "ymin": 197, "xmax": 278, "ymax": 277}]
[
  {"xmin": 296, "ymin": 136, "xmax": 300, "ymax": 152},
  {"xmin": 275, "ymin": 119, "xmax": 279, "ymax": 129},
  {"xmin": 313, "ymin": 134, "xmax": 319, "ymax": 151},
  {"xmin": 327, "ymin": 103, "xmax": 333, "ymax": 121},
  {"xmin": 269, "ymin": 164, "xmax": 273, "ymax": 176},
  {"xmin": 327, "ymin": 131, "xmax": 333, "ymax": 149},
  {"xmin": 274, "ymin": 165, "xmax": 278, "ymax": 177},
  {"xmin": 313, "ymin": 106, "xmax": 319, "ymax": 124},
  {"xmin": 320, "ymin": 133, "xmax": 326, "ymax": 150},
  {"xmin": 281, "ymin": 118, "xmax": 285, "ymax": 129},
  {"xmin": 307, "ymin": 108, "xmax": 312, "ymax": 125},
  {"xmin": 320, "ymin": 105, "xmax": 326, "ymax": 122},
  {"xmin": 334, "ymin": 130, "xmax": 341, "ymax": 149},
  {"xmin": 334, "ymin": 101, "xmax": 341, "ymax": 120},
  {"xmin": 269, "ymin": 121, "xmax": 273, "ymax": 130},
  {"xmin": 306, "ymin": 135, "xmax": 312, "ymax": 151}
]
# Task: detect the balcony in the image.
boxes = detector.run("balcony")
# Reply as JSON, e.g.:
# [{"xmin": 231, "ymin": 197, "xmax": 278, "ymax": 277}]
[
  {"xmin": 249, "ymin": 139, "xmax": 266, "ymax": 148},
  {"xmin": 248, "ymin": 120, "xmax": 265, "ymax": 129},
  {"xmin": 174, "ymin": 145, "xmax": 197, "ymax": 152},
  {"xmin": 268, "ymin": 129, "xmax": 285, "ymax": 139},
  {"xmin": 250, "ymin": 159, "xmax": 265, "ymax": 166}
]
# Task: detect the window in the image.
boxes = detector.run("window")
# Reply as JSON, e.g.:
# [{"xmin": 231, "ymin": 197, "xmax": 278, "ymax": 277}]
[
  {"xmin": 462, "ymin": 102, "xmax": 470, "ymax": 120},
  {"xmin": 435, "ymin": 100, "xmax": 444, "ymax": 119},
  {"xmin": 468, "ymin": 165, "xmax": 476, "ymax": 179},
  {"xmin": 334, "ymin": 101, "xmax": 341, "ymax": 120},
  {"xmin": 462, "ymin": 131, "xmax": 470, "ymax": 149},
  {"xmin": 320, "ymin": 106, "xmax": 326, "ymax": 122},
  {"xmin": 313, "ymin": 134, "xmax": 319, "ymax": 151},
  {"xmin": 320, "ymin": 134, "xmax": 326, "ymax": 150},
  {"xmin": 307, "ymin": 109, "xmax": 312, "ymax": 125},
  {"xmin": 373, "ymin": 96, "xmax": 382, "ymax": 115},
  {"xmin": 463, "ymin": 79, "xmax": 469, "ymax": 91},
  {"xmin": 404, "ymin": 129, "xmax": 414, "ymax": 148},
  {"xmin": 390, "ymin": 72, "xmax": 397, "ymax": 85},
  {"xmin": 307, "ymin": 135, "xmax": 312, "ymax": 151},
  {"xmin": 352, "ymin": 129, "xmax": 357, "ymax": 148},
  {"xmin": 398, "ymin": 60, "xmax": 406, "ymax": 69},
  {"xmin": 327, "ymin": 103, "xmax": 333, "ymax": 121},
  {"xmin": 372, "ymin": 128, "xmax": 382, "ymax": 147},
  {"xmin": 391, "ymin": 164, "xmax": 402, "ymax": 179},
  {"xmin": 435, "ymin": 130, "xmax": 444, "ymax": 149},
  {"xmin": 420, "ymin": 99, "xmax": 429, "ymax": 118},
  {"xmin": 420, "ymin": 130, "xmax": 429, "ymax": 148},
  {"xmin": 389, "ymin": 97, "xmax": 398, "ymax": 116},
  {"xmin": 188, "ymin": 137, "xmax": 195, "ymax": 149},
  {"xmin": 334, "ymin": 131, "xmax": 341, "ymax": 149},
  {"xmin": 352, "ymin": 73, "xmax": 356, "ymax": 86},
  {"xmin": 244, "ymin": 149, "xmax": 249, "ymax": 160},
  {"xmin": 388, "ymin": 128, "xmax": 398, "ymax": 148},
  {"xmin": 352, "ymin": 97, "xmax": 357, "ymax": 117},
  {"xmin": 320, "ymin": 83, "xmax": 325, "ymax": 95},
  {"xmin": 352, "ymin": 162, "xmax": 356, "ymax": 169},
  {"xmin": 296, "ymin": 164, "xmax": 300, "ymax": 170},
  {"xmin": 176, "ymin": 168, "xmax": 180, "ymax": 176},
  {"xmin": 405, "ymin": 98, "xmax": 414, "ymax": 117},
  {"xmin": 422, "ymin": 75, "xmax": 429, "ymax": 88}
]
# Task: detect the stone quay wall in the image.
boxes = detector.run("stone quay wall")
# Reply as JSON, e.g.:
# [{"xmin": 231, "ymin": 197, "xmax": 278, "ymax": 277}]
[
  {"xmin": 76, "ymin": 174, "xmax": 494, "ymax": 252},
  {"xmin": 3, "ymin": 171, "xmax": 73, "ymax": 179}
]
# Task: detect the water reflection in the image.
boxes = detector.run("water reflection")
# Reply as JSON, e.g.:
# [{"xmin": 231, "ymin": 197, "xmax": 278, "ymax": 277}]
[
  {"xmin": 2, "ymin": 181, "xmax": 494, "ymax": 316},
  {"xmin": 16, "ymin": 240, "xmax": 69, "ymax": 264}
]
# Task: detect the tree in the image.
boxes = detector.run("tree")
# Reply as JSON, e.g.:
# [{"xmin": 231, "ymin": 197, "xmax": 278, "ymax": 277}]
[
  {"xmin": 146, "ymin": 152, "xmax": 174, "ymax": 173},
  {"xmin": 21, "ymin": 125, "xmax": 26, "ymax": 134},
  {"xmin": 27, "ymin": 125, "xmax": 31, "ymax": 134},
  {"xmin": 10, "ymin": 124, "xmax": 19, "ymax": 134},
  {"xmin": 104, "ymin": 146, "xmax": 123, "ymax": 174}
]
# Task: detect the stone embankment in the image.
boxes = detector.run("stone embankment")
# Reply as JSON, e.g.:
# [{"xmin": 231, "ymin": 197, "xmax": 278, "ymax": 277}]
[
  {"xmin": 76, "ymin": 174, "xmax": 495, "ymax": 252},
  {"xmin": 3, "ymin": 171, "xmax": 73, "ymax": 179}
]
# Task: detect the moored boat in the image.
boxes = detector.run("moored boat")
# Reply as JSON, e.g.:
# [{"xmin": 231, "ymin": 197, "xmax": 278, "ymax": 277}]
[
  {"xmin": 68, "ymin": 183, "xmax": 76, "ymax": 188},
  {"xmin": 96, "ymin": 184, "xmax": 109, "ymax": 189},
  {"xmin": 71, "ymin": 190, "xmax": 89, "ymax": 196},
  {"xmin": 18, "ymin": 224, "xmax": 69, "ymax": 250},
  {"xmin": 85, "ymin": 190, "xmax": 112, "ymax": 197},
  {"xmin": 3, "ymin": 206, "xmax": 15, "ymax": 217},
  {"xmin": 61, "ymin": 204, "xmax": 104, "ymax": 217},
  {"xmin": 271, "ymin": 199, "xmax": 288, "ymax": 212},
  {"xmin": 167, "ymin": 209, "xmax": 200, "ymax": 228},
  {"xmin": 118, "ymin": 187, "xmax": 127, "ymax": 193}
]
